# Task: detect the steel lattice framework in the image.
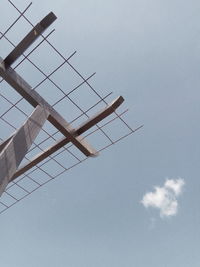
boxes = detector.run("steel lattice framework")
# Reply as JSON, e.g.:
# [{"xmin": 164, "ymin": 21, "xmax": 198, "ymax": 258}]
[{"xmin": 0, "ymin": 0, "xmax": 142, "ymax": 214}]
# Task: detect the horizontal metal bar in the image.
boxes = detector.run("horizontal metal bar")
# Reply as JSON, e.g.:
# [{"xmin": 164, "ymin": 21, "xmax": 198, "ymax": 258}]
[
  {"xmin": 11, "ymin": 96, "xmax": 125, "ymax": 180},
  {"xmin": 0, "ymin": 59, "xmax": 97, "ymax": 157},
  {"xmin": 4, "ymin": 12, "xmax": 57, "ymax": 68}
]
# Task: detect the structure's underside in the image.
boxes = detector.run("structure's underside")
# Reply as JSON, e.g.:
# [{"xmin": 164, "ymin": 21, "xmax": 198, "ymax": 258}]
[{"xmin": 0, "ymin": 0, "xmax": 142, "ymax": 214}]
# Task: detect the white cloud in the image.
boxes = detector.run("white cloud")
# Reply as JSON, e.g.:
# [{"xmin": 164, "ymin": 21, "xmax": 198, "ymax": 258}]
[
  {"xmin": 141, "ymin": 178, "xmax": 185, "ymax": 218},
  {"xmin": 165, "ymin": 178, "xmax": 185, "ymax": 196}
]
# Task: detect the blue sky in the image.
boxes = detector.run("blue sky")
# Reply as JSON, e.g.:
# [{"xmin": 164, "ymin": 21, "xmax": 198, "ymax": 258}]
[{"xmin": 0, "ymin": 0, "xmax": 200, "ymax": 266}]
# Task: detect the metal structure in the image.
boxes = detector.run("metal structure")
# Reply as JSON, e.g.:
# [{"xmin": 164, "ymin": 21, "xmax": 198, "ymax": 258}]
[{"xmin": 0, "ymin": 0, "xmax": 142, "ymax": 214}]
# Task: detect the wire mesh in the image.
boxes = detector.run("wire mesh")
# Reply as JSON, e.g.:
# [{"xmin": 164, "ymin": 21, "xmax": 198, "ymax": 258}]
[{"xmin": 0, "ymin": 0, "xmax": 142, "ymax": 214}]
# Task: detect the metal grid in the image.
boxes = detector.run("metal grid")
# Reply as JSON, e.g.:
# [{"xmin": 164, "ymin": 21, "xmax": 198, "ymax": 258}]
[{"xmin": 0, "ymin": 0, "xmax": 142, "ymax": 214}]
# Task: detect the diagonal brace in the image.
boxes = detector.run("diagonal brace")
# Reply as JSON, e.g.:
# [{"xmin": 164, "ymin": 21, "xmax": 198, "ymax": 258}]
[
  {"xmin": 0, "ymin": 11, "xmax": 97, "ymax": 157},
  {"xmin": 0, "ymin": 105, "xmax": 49, "ymax": 196},
  {"xmin": 0, "ymin": 59, "xmax": 97, "ymax": 157},
  {"xmin": 4, "ymin": 12, "xmax": 57, "ymax": 68},
  {"xmin": 11, "ymin": 96, "xmax": 125, "ymax": 180}
]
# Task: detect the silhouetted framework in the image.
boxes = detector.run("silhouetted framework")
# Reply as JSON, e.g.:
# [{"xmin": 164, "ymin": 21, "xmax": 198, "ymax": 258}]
[{"xmin": 0, "ymin": 0, "xmax": 142, "ymax": 213}]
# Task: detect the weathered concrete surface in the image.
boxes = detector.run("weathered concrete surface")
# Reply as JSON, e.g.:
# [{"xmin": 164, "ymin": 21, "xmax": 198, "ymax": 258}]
[
  {"xmin": 0, "ymin": 105, "xmax": 49, "ymax": 196},
  {"xmin": 0, "ymin": 60, "xmax": 97, "ymax": 157}
]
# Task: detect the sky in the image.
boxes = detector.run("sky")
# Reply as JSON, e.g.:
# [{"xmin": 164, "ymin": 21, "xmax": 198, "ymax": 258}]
[{"xmin": 0, "ymin": 0, "xmax": 200, "ymax": 266}]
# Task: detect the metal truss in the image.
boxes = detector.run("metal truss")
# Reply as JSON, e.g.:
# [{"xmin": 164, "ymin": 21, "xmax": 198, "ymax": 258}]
[{"xmin": 0, "ymin": 0, "xmax": 142, "ymax": 214}]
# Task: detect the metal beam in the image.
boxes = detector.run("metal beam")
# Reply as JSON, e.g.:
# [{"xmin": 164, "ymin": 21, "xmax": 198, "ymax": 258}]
[
  {"xmin": 4, "ymin": 12, "xmax": 57, "ymax": 68},
  {"xmin": 0, "ymin": 105, "xmax": 49, "ymax": 196},
  {"xmin": 11, "ymin": 96, "xmax": 124, "ymax": 180},
  {"xmin": 0, "ymin": 59, "xmax": 97, "ymax": 157},
  {"xmin": 76, "ymin": 96, "xmax": 124, "ymax": 135}
]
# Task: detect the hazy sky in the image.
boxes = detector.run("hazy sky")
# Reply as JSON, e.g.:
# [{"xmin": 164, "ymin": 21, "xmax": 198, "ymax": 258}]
[{"xmin": 0, "ymin": 0, "xmax": 200, "ymax": 266}]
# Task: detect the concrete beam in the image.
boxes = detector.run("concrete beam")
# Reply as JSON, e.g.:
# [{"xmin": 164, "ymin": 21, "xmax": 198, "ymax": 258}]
[
  {"xmin": 0, "ymin": 59, "xmax": 97, "ymax": 157},
  {"xmin": 0, "ymin": 105, "xmax": 49, "ymax": 196},
  {"xmin": 0, "ymin": 136, "xmax": 13, "ymax": 153},
  {"xmin": 11, "ymin": 96, "xmax": 124, "ymax": 180}
]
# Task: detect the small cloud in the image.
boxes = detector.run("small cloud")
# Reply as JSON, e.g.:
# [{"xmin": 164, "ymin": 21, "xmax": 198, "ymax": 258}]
[
  {"xmin": 141, "ymin": 178, "xmax": 185, "ymax": 218},
  {"xmin": 165, "ymin": 178, "xmax": 185, "ymax": 196}
]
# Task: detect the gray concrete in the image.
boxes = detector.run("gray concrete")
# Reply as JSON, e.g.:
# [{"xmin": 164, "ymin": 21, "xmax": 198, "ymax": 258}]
[
  {"xmin": 0, "ymin": 105, "xmax": 49, "ymax": 196},
  {"xmin": 0, "ymin": 59, "xmax": 97, "ymax": 157},
  {"xmin": 11, "ymin": 96, "xmax": 126, "ymax": 180},
  {"xmin": 0, "ymin": 11, "xmax": 97, "ymax": 157},
  {"xmin": 0, "ymin": 11, "xmax": 126, "ymax": 195}
]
